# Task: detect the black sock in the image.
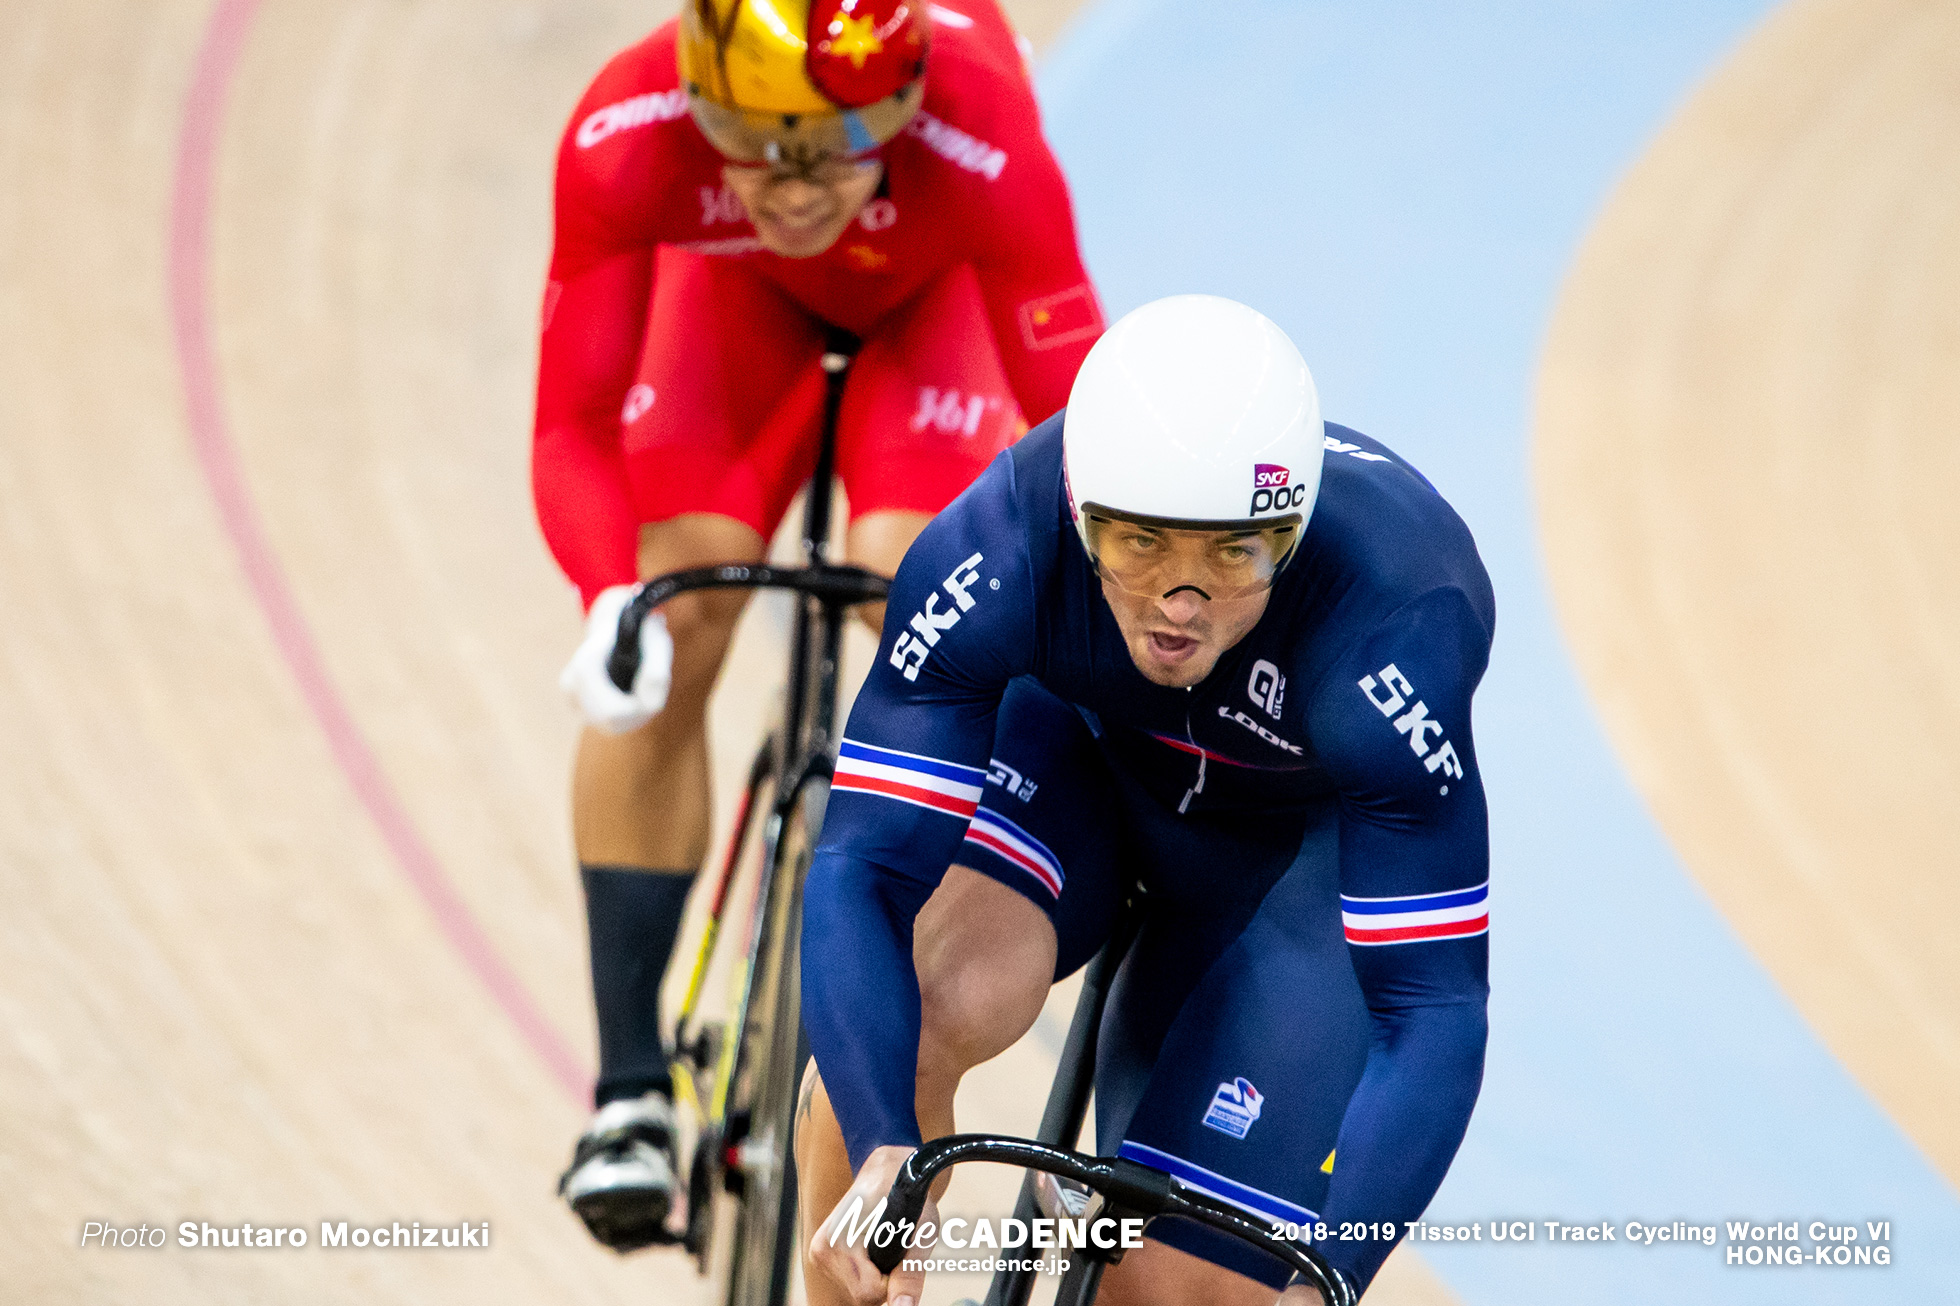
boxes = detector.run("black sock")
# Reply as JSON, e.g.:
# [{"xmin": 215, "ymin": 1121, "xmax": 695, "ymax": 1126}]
[{"xmin": 581, "ymin": 864, "xmax": 696, "ymax": 1108}]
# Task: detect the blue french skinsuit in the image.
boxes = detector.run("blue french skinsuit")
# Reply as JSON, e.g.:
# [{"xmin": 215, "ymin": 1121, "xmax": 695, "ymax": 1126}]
[{"xmin": 803, "ymin": 413, "xmax": 1495, "ymax": 1292}]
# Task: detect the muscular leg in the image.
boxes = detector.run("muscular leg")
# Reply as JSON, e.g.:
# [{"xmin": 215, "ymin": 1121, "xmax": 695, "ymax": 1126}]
[
  {"xmin": 572, "ymin": 512, "xmax": 763, "ymax": 1106},
  {"xmin": 575, "ymin": 512, "xmax": 764, "ymax": 867},
  {"xmin": 797, "ymin": 867, "xmax": 1056, "ymax": 1306},
  {"xmin": 843, "ymin": 507, "xmax": 929, "ymax": 634}
]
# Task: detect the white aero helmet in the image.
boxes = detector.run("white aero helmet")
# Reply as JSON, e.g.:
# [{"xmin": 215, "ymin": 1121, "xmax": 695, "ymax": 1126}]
[{"xmin": 1063, "ymin": 295, "xmax": 1324, "ymax": 598}]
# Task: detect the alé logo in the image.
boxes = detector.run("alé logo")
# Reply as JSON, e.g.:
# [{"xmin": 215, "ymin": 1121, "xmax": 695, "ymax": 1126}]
[
  {"xmin": 1248, "ymin": 659, "xmax": 1285, "ymax": 720},
  {"xmin": 1202, "ymin": 1077, "xmax": 1264, "ymax": 1139},
  {"xmin": 1249, "ymin": 463, "xmax": 1309, "ymax": 515}
]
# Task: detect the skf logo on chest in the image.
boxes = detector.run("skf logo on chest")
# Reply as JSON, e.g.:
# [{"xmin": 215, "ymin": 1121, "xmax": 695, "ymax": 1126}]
[
  {"xmin": 1357, "ymin": 663, "xmax": 1463, "ymax": 790},
  {"xmin": 1249, "ymin": 463, "xmax": 1309, "ymax": 515},
  {"xmin": 889, "ymin": 552, "xmax": 985, "ymax": 681}
]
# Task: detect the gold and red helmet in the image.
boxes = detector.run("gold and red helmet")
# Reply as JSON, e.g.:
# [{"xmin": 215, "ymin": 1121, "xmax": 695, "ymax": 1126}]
[{"xmin": 679, "ymin": 0, "xmax": 931, "ymax": 170}]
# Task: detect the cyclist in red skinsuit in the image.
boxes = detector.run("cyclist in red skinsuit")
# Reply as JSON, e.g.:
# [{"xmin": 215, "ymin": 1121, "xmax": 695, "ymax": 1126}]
[
  {"xmin": 536, "ymin": 0, "xmax": 1103, "ymax": 1253},
  {"xmin": 536, "ymin": 7, "xmax": 1100, "ymax": 605}
]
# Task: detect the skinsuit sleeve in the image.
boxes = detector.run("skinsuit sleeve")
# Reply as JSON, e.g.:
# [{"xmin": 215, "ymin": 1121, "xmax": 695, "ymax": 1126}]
[
  {"xmin": 1304, "ymin": 584, "xmax": 1494, "ymax": 1292},
  {"xmin": 801, "ymin": 455, "xmax": 1037, "ymax": 1167},
  {"xmin": 530, "ymin": 50, "xmax": 671, "ymax": 610}
]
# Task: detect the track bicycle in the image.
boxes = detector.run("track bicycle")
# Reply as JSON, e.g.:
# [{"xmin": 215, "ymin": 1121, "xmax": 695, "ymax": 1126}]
[
  {"xmin": 604, "ymin": 326, "xmax": 888, "ymax": 1306},
  {"xmin": 865, "ymin": 889, "xmax": 1358, "ymax": 1306}
]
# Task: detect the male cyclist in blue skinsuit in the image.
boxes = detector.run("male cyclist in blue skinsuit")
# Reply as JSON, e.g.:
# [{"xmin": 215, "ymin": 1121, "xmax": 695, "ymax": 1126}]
[{"xmin": 795, "ymin": 296, "xmax": 1495, "ymax": 1305}]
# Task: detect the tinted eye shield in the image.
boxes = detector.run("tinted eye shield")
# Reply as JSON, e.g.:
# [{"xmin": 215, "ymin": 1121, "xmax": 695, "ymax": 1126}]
[
  {"xmin": 687, "ymin": 86, "xmax": 916, "ymax": 176},
  {"xmin": 1080, "ymin": 503, "xmax": 1302, "ymax": 602}
]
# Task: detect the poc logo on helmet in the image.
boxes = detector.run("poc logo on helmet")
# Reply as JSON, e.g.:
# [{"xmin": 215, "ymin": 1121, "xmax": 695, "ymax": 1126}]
[{"xmin": 1249, "ymin": 463, "xmax": 1308, "ymax": 515}]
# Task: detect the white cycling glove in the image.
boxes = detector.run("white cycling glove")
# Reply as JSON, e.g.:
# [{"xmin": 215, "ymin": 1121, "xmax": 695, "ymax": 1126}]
[{"xmin": 559, "ymin": 583, "xmax": 673, "ymax": 735}]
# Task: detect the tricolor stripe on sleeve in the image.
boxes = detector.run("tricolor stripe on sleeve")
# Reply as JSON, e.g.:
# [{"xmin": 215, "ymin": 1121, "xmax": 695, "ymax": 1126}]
[
  {"xmin": 962, "ymin": 807, "xmax": 1063, "ymax": 899},
  {"xmin": 1341, "ymin": 881, "xmax": 1489, "ymax": 946},
  {"xmin": 833, "ymin": 740, "xmax": 985, "ymax": 821}
]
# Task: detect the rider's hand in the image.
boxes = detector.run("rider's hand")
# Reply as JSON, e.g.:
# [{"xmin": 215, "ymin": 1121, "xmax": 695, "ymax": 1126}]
[
  {"xmin": 559, "ymin": 583, "xmax": 673, "ymax": 734},
  {"xmin": 809, "ymin": 1145, "xmax": 934, "ymax": 1306}
]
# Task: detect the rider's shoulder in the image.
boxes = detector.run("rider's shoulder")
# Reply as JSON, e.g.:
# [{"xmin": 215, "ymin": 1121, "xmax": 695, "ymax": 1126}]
[
  {"xmin": 559, "ymin": 23, "xmax": 696, "ymax": 164},
  {"xmin": 1304, "ymin": 424, "xmax": 1494, "ymax": 636},
  {"xmin": 897, "ymin": 3, "xmax": 1046, "ymax": 188}
]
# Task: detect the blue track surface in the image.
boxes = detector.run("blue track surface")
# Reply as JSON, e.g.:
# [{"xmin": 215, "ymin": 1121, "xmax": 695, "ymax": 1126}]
[{"xmin": 1035, "ymin": 3, "xmax": 1960, "ymax": 1300}]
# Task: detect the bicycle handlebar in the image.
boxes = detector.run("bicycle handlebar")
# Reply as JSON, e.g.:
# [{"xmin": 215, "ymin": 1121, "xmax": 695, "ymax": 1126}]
[
  {"xmin": 864, "ymin": 1135, "xmax": 1355, "ymax": 1306},
  {"xmin": 607, "ymin": 562, "xmax": 892, "ymax": 692}
]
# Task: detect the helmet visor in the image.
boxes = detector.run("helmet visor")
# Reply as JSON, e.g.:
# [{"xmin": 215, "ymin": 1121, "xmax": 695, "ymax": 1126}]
[
  {"xmin": 1081, "ymin": 504, "xmax": 1302, "ymax": 602},
  {"xmin": 687, "ymin": 86, "xmax": 919, "ymax": 168}
]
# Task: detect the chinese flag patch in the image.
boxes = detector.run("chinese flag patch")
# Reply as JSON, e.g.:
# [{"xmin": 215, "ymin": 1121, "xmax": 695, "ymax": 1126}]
[{"xmin": 1018, "ymin": 284, "xmax": 1103, "ymax": 351}]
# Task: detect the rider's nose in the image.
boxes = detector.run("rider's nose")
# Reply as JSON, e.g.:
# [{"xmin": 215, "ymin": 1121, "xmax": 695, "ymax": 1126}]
[{"xmin": 1156, "ymin": 589, "xmax": 1205, "ymax": 624}]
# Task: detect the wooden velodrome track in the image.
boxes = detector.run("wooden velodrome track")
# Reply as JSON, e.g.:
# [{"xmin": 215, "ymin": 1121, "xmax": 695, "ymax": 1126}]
[
  {"xmin": 1536, "ymin": 0, "xmax": 1960, "ymax": 1195},
  {"xmin": 2, "ymin": 1, "xmax": 1466, "ymax": 1302},
  {"xmin": 21, "ymin": 0, "xmax": 1949, "ymax": 1301}
]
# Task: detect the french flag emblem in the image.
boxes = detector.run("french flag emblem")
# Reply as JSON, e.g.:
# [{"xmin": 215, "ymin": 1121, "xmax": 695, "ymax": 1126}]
[
  {"xmin": 1341, "ymin": 881, "xmax": 1489, "ymax": 946},
  {"xmin": 833, "ymin": 740, "xmax": 985, "ymax": 821},
  {"xmin": 1202, "ymin": 1077, "xmax": 1264, "ymax": 1139}
]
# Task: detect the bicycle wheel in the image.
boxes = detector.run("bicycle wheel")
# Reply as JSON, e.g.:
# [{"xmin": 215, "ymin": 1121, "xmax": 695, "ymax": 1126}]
[{"xmin": 720, "ymin": 769, "xmax": 828, "ymax": 1306}]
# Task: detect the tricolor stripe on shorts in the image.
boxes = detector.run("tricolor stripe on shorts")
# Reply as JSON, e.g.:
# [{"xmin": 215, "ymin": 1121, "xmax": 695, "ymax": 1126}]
[
  {"xmin": 832, "ymin": 740, "xmax": 984, "ymax": 821},
  {"xmin": 962, "ymin": 807, "xmax": 1063, "ymax": 899},
  {"xmin": 1116, "ymin": 1140, "xmax": 1318, "ymax": 1227},
  {"xmin": 1341, "ymin": 881, "xmax": 1489, "ymax": 946}
]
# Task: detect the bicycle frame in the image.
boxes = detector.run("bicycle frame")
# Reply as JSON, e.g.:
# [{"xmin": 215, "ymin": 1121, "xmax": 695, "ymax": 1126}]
[
  {"xmin": 863, "ymin": 887, "xmax": 1352, "ymax": 1306},
  {"xmin": 603, "ymin": 328, "xmax": 890, "ymax": 1304}
]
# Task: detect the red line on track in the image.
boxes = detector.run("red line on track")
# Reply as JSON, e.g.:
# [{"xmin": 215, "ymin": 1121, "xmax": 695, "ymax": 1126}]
[{"xmin": 168, "ymin": 0, "xmax": 588, "ymax": 1105}]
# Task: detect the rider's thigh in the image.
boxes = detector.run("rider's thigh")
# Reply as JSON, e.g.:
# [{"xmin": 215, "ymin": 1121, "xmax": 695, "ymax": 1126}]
[
  {"xmin": 1096, "ymin": 807, "xmax": 1369, "ymax": 1291},
  {"xmin": 842, "ymin": 509, "xmax": 929, "ymax": 632},
  {"xmin": 634, "ymin": 512, "xmax": 766, "ymax": 671},
  {"xmin": 843, "ymin": 509, "xmax": 930, "ymax": 577},
  {"xmin": 621, "ymin": 248, "xmax": 829, "ymax": 541},
  {"xmin": 833, "ymin": 263, "xmax": 1026, "ymax": 529}
]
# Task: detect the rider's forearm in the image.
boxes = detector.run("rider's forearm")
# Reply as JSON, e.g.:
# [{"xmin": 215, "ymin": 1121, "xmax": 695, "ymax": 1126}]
[
  {"xmin": 801, "ymin": 847, "xmax": 939, "ymax": 1169},
  {"xmin": 1314, "ymin": 1000, "xmax": 1487, "ymax": 1292}
]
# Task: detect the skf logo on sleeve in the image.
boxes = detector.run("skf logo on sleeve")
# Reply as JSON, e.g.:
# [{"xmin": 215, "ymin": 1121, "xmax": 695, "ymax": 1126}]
[
  {"xmin": 889, "ymin": 552, "xmax": 985, "ymax": 681},
  {"xmin": 1248, "ymin": 463, "xmax": 1309, "ymax": 515},
  {"xmin": 1357, "ymin": 663, "xmax": 1463, "ymax": 791},
  {"xmin": 1248, "ymin": 659, "xmax": 1285, "ymax": 719},
  {"xmin": 1201, "ymin": 1077, "xmax": 1264, "ymax": 1139},
  {"xmin": 1017, "ymin": 285, "xmax": 1102, "ymax": 351}
]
